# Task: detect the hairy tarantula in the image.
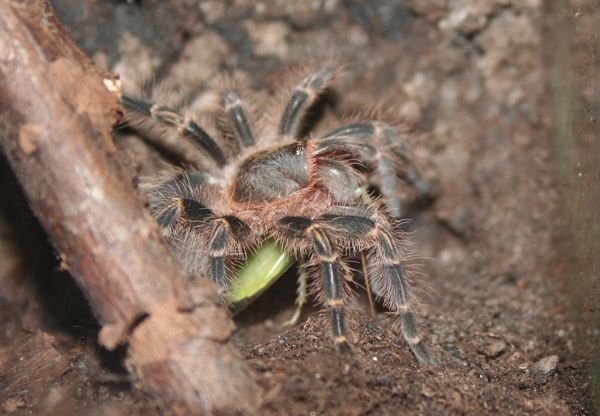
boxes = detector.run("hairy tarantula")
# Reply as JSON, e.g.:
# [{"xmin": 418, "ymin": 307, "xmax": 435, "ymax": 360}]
[{"xmin": 121, "ymin": 67, "xmax": 435, "ymax": 364}]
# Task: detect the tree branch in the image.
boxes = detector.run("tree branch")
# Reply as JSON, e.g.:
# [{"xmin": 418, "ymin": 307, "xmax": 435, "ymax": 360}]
[{"xmin": 0, "ymin": 1, "xmax": 260, "ymax": 413}]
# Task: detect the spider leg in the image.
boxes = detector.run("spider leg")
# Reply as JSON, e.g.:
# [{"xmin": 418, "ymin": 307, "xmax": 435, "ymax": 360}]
[
  {"xmin": 277, "ymin": 217, "xmax": 351, "ymax": 352},
  {"xmin": 278, "ymin": 68, "xmax": 335, "ymax": 139},
  {"xmin": 146, "ymin": 171, "xmax": 214, "ymax": 232},
  {"xmin": 146, "ymin": 173, "xmax": 251, "ymax": 290},
  {"xmin": 121, "ymin": 95, "xmax": 227, "ymax": 167},
  {"xmin": 315, "ymin": 121, "xmax": 431, "ymax": 217},
  {"xmin": 207, "ymin": 216, "xmax": 251, "ymax": 290},
  {"xmin": 360, "ymin": 252, "xmax": 377, "ymax": 318},
  {"xmin": 222, "ymin": 91, "xmax": 256, "ymax": 148},
  {"xmin": 282, "ymin": 261, "xmax": 309, "ymax": 327},
  {"xmin": 317, "ymin": 210, "xmax": 436, "ymax": 364}
]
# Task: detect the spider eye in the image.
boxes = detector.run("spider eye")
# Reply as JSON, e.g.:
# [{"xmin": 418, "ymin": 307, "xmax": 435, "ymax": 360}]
[{"xmin": 295, "ymin": 143, "xmax": 305, "ymax": 156}]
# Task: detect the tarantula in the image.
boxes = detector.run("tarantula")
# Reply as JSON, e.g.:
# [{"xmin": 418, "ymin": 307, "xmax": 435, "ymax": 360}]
[{"xmin": 121, "ymin": 67, "xmax": 435, "ymax": 364}]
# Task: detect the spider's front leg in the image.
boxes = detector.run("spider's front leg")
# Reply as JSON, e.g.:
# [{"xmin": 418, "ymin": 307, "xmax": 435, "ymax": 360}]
[
  {"xmin": 315, "ymin": 207, "xmax": 436, "ymax": 364},
  {"xmin": 146, "ymin": 172, "xmax": 251, "ymax": 291},
  {"xmin": 206, "ymin": 215, "xmax": 252, "ymax": 290},
  {"xmin": 277, "ymin": 217, "xmax": 352, "ymax": 352},
  {"xmin": 315, "ymin": 121, "xmax": 432, "ymax": 217}
]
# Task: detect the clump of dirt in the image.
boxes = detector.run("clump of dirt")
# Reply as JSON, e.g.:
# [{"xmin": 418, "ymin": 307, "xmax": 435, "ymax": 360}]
[{"xmin": 0, "ymin": 0, "xmax": 596, "ymax": 415}]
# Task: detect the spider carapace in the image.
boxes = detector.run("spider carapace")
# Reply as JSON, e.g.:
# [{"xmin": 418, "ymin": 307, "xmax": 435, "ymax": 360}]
[{"xmin": 122, "ymin": 67, "xmax": 436, "ymax": 364}]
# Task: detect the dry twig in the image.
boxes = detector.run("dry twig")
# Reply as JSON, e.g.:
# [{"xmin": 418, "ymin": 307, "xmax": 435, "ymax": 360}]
[{"xmin": 0, "ymin": 1, "xmax": 260, "ymax": 414}]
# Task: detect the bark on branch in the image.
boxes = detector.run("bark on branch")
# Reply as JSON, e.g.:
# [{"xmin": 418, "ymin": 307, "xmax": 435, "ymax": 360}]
[{"xmin": 0, "ymin": 1, "xmax": 260, "ymax": 414}]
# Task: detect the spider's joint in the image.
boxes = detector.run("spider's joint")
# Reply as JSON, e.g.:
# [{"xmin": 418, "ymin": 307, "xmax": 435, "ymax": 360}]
[
  {"xmin": 174, "ymin": 197, "xmax": 185, "ymax": 209},
  {"xmin": 150, "ymin": 105, "xmax": 185, "ymax": 128},
  {"xmin": 334, "ymin": 335, "xmax": 348, "ymax": 344},
  {"xmin": 325, "ymin": 298, "xmax": 344, "ymax": 307},
  {"xmin": 404, "ymin": 334, "xmax": 422, "ymax": 345},
  {"xmin": 223, "ymin": 91, "xmax": 242, "ymax": 109},
  {"xmin": 307, "ymin": 227, "xmax": 337, "ymax": 260},
  {"xmin": 396, "ymin": 304, "xmax": 412, "ymax": 313},
  {"xmin": 302, "ymin": 67, "xmax": 334, "ymax": 90}
]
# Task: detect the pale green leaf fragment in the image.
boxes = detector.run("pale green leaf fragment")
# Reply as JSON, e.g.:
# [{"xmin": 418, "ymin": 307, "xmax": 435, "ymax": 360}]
[{"xmin": 225, "ymin": 239, "xmax": 295, "ymax": 310}]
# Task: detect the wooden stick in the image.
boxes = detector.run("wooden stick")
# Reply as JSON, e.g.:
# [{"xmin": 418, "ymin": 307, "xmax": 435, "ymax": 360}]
[{"xmin": 0, "ymin": 1, "xmax": 260, "ymax": 413}]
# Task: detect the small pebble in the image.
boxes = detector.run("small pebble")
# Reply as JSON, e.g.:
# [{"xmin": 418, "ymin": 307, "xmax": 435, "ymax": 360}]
[
  {"xmin": 530, "ymin": 355, "xmax": 559, "ymax": 385},
  {"xmin": 421, "ymin": 385, "xmax": 435, "ymax": 398},
  {"xmin": 484, "ymin": 339, "xmax": 507, "ymax": 358}
]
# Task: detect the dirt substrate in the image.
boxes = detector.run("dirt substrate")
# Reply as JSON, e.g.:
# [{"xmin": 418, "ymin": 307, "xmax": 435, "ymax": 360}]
[{"xmin": 0, "ymin": 0, "xmax": 597, "ymax": 415}]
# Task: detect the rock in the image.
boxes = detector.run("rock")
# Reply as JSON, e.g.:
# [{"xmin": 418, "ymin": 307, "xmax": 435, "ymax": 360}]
[
  {"xmin": 530, "ymin": 355, "xmax": 559, "ymax": 385},
  {"xmin": 484, "ymin": 339, "xmax": 507, "ymax": 358},
  {"xmin": 438, "ymin": 0, "xmax": 495, "ymax": 35},
  {"xmin": 244, "ymin": 20, "xmax": 290, "ymax": 59}
]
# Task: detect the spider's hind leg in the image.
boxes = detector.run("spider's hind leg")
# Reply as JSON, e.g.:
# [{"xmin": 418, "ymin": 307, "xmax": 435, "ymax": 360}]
[
  {"xmin": 370, "ymin": 226, "xmax": 436, "ymax": 364},
  {"xmin": 316, "ymin": 121, "xmax": 432, "ymax": 218}
]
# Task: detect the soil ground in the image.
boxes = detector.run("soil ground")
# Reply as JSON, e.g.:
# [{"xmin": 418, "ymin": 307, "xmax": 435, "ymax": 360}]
[{"xmin": 0, "ymin": 1, "xmax": 597, "ymax": 415}]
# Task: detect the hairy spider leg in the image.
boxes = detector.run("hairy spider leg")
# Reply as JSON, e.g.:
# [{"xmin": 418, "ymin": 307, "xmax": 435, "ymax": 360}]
[
  {"xmin": 222, "ymin": 91, "xmax": 256, "ymax": 148},
  {"xmin": 278, "ymin": 68, "xmax": 336, "ymax": 139},
  {"xmin": 282, "ymin": 259, "xmax": 309, "ymax": 327},
  {"xmin": 277, "ymin": 217, "xmax": 352, "ymax": 352},
  {"xmin": 317, "ymin": 211, "xmax": 436, "ymax": 364},
  {"xmin": 360, "ymin": 252, "xmax": 377, "ymax": 318},
  {"xmin": 316, "ymin": 121, "xmax": 431, "ymax": 218},
  {"xmin": 207, "ymin": 216, "xmax": 251, "ymax": 290},
  {"xmin": 146, "ymin": 172, "xmax": 252, "ymax": 291},
  {"xmin": 121, "ymin": 95, "xmax": 227, "ymax": 167},
  {"xmin": 146, "ymin": 172, "xmax": 214, "ymax": 231}
]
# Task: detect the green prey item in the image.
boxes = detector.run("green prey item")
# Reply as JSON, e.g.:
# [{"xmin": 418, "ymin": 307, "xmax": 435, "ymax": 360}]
[{"xmin": 225, "ymin": 239, "xmax": 295, "ymax": 312}]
